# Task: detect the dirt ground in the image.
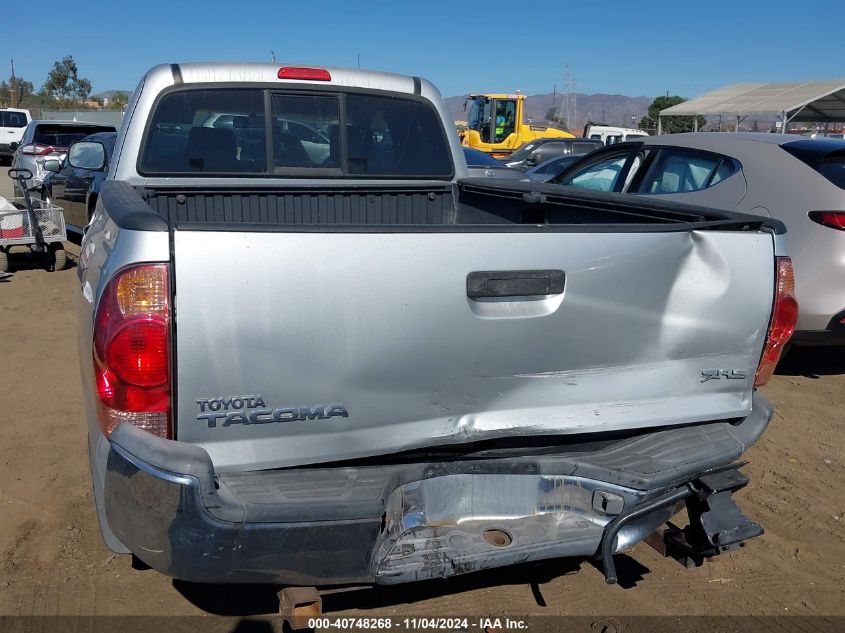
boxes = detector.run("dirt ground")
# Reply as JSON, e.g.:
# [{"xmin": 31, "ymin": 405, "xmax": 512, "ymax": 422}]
[{"xmin": 0, "ymin": 174, "xmax": 843, "ymax": 625}]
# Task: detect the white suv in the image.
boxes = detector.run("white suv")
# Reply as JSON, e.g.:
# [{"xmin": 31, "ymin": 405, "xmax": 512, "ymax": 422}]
[{"xmin": 0, "ymin": 108, "xmax": 31, "ymax": 160}]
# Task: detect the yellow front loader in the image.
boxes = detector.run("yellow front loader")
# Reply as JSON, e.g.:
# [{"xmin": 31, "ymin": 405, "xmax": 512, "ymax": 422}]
[{"xmin": 459, "ymin": 93, "xmax": 573, "ymax": 158}]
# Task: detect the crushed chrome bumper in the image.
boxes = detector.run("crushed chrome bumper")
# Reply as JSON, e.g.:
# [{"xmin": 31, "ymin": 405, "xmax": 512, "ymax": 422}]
[{"xmin": 103, "ymin": 393, "xmax": 772, "ymax": 585}]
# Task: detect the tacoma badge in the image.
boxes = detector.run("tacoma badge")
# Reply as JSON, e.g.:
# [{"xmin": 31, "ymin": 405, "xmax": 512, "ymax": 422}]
[{"xmin": 196, "ymin": 394, "xmax": 348, "ymax": 428}]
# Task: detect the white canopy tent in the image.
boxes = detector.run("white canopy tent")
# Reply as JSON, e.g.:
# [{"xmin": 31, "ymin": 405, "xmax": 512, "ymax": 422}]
[{"xmin": 658, "ymin": 80, "xmax": 845, "ymax": 134}]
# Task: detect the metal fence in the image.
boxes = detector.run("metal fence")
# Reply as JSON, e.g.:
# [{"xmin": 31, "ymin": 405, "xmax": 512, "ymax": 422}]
[{"xmin": 27, "ymin": 109, "xmax": 124, "ymax": 126}]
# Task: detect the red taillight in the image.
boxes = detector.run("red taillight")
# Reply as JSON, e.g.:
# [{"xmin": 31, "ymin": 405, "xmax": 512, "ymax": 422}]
[
  {"xmin": 809, "ymin": 211, "xmax": 845, "ymax": 231},
  {"xmin": 20, "ymin": 143, "xmax": 60, "ymax": 156},
  {"xmin": 93, "ymin": 264, "xmax": 171, "ymax": 438},
  {"xmin": 754, "ymin": 257, "xmax": 798, "ymax": 387},
  {"xmin": 277, "ymin": 66, "xmax": 331, "ymax": 81}
]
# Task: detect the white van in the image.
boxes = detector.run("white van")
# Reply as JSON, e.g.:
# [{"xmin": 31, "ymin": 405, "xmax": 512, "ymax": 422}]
[
  {"xmin": 0, "ymin": 108, "xmax": 32, "ymax": 159},
  {"xmin": 583, "ymin": 123, "xmax": 649, "ymax": 145}
]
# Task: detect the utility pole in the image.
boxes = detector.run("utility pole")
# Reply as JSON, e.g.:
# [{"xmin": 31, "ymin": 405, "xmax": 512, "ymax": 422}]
[
  {"xmin": 271, "ymin": 51, "xmax": 276, "ymax": 62},
  {"xmin": 357, "ymin": 52, "xmax": 360, "ymax": 68},
  {"xmin": 10, "ymin": 58, "xmax": 17, "ymax": 108}
]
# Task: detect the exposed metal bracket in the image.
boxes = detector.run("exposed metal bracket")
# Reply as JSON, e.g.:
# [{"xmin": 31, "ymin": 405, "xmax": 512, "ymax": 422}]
[{"xmin": 605, "ymin": 467, "xmax": 763, "ymax": 583}]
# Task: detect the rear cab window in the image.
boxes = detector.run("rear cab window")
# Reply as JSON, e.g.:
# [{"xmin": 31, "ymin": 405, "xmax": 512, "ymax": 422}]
[{"xmin": 139, "ymin": 87, "xmax": 453, "ymax": 178}]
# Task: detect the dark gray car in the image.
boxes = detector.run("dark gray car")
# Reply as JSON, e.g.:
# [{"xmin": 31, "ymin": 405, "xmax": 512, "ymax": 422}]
[
  {"xmin": 10, "ymin": 120, "xmax": 116, "ymax": 195},
  {"xmin": 505, "ymin": 137, "xmax": 603, "ymax": 170},
  {"xmin": 524, "ymin": 154, "xmax": 583, "ymax": 182},
  {"xmin": 550, "ymin": 133, "xmax": 845, "ymax": 344},
  {"xmin": 463, "ymin": 147, "xmax": 525, "ymax": 180},
  {"xmin": 41, "ymin": 131, "xmax": 116, "ymax": 238}
]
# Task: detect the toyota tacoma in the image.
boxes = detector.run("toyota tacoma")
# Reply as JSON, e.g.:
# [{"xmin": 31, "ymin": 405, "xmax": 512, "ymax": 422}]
[{"xmin": 78, "ymin": 62, "xmax": 796, "ymax": 588}]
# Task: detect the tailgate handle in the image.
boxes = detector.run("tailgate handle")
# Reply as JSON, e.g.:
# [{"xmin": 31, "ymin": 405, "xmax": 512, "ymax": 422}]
[{"xmin": 467, "ymin": 270, "xmax": 565, "ymax": 299}]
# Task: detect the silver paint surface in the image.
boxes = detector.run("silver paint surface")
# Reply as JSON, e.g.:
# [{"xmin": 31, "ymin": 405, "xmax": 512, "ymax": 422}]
[{"xmin": 173, "ymin": 229, "xmax": 774, "ymax": 471}]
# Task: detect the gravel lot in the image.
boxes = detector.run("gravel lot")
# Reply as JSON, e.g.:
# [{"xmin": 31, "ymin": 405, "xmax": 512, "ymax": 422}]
[{"xmin": 0, "ymin": 174, "xmax": 842, "ymax": 625}]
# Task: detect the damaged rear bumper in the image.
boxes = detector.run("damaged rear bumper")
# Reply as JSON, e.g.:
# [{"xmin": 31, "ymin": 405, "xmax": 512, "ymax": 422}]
[{"xmin": 103, "ymin": 393, "xmax": 772, "ymax": 585}]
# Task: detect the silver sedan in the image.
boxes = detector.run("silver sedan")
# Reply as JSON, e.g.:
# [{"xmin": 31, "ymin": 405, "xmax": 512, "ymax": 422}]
[{"xmin": 548, "ymin": 133, "xmax": 845, "ymax": 344}]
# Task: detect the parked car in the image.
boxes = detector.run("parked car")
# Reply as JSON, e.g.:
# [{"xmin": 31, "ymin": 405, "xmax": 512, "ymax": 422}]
[
  {"xmin": 41, "ymin": 131, "xmax": 116, "ymax": 238},
  {"xmin": 0, "ymin": 108, "xmax": 31, "ymax": 162},
  {"xmin": 504, "ymin": 137, "xmax": 602, "ymax": 169},
  {"xmin": 583, "ymin": 123, "xmax": 649, "ymax": 145},
  {"xmin": 549, "ymin": 132, "xmax": 845, "ymax": 344},
  {"xmin": 524, "ymin": 154, "xmax": 584, "ymax": 182},
  {"xmin": 463, "ymin": 147, "xmax": 525, "ymax": 179},
  {"xmin": 10, "ymin": 120, "xmax": 116, "ymax": 195},
  {"xmin": 80, "ymin": 62, "xmax": 791, "ymax": 590}
]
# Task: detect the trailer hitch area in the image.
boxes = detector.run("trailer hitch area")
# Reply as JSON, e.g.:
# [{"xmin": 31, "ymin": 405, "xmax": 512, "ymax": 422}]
[
  {"xmin": 663, "ymin": 468, "xmax": 764, "ymax": 567},
  {"xmin": 600, "ymin": 466, "xmax": 763, "ymax": 584}
]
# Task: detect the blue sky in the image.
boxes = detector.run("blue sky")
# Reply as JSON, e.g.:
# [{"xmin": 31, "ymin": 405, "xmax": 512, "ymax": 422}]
[{"xmin": 6, "ymin": 0, "xmax": 844, "ymax": 99}]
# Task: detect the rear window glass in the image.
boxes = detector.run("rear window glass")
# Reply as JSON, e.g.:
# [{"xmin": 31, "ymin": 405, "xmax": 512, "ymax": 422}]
[
  {"xmin": 139, "ymin": 88, "xmax": 453, "ymax": 178},
  {"xmin": 345, "ymin": 93, "xmax": 451, "ymax": 176},
  {"xmin": 34, "ymin": 124, "xmax": 115, "ymax": 147},
  {"xmin": 640, "ymin": 150, "xmax": 730, "ymax": 194},
  {"xmin": 141, "ymin": 89, "xmax": 266, "ymax": 174},
  {"xmin": 506, "ymin": 142, "xmax": 536, "ymax": 162},
  {"xmin": 782, "ymin": 143, "xmax": 845, "ymax": 190},
  {"xmin": 817, "ymin": 156, "xmax": 845, "ymax": 189},
  {"xmin": 571, "ymin": 141, "xmax": 600, "ymax": 154},
  {"xmin": 272, "ymin": 94, "xmax": 339, "ymax": 171},
  {"xmin": 2, "ymin": 111, "xmax": 28, "ymax": 127}
]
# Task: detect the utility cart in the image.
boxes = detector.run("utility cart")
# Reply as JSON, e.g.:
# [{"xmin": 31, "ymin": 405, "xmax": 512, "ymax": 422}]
[{"xmin": 0, "ymin": 168, "xmax": 67, "ymax": 273}]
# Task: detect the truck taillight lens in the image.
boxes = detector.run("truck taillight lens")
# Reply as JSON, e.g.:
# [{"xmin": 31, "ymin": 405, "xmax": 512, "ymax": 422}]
[
  {"xmin": 93, "ymin": 264, "xmax": 171, "ymax": 438},
  {"xmin": 808, "ymin": 211, "xmax": 845, "ymax": 231},
  {"xmin": 754, "ymin": 257, "xmax": 798, "ymax": 387}
]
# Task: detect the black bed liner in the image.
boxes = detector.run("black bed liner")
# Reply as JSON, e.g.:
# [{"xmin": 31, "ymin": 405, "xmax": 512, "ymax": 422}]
[{"xmin": 99, "ymin": 178, "xmax": 786, "ymax": 234}]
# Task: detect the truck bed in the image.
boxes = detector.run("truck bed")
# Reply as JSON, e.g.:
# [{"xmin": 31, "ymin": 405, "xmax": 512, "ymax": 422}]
[{"xmin": 117, "ymin": 178, "xmax": 781, "ymax": 232}]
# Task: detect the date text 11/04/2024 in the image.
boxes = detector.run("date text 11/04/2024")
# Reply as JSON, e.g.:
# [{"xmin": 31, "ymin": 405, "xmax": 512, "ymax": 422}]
[{"xmin": 306, "ymin": 617, "xmax": 528, "ymax": 630}]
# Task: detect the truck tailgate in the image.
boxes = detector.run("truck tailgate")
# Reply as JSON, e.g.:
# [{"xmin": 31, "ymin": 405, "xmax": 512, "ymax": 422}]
[{"xmin": 172, "ymin": 228, "xmax": 774, "ymax": 471}]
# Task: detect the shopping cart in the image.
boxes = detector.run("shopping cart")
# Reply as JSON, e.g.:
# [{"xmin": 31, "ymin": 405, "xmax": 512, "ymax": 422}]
[{"xmin": 0, "ymin": 168, "xmax": 68, "ymax": 273}]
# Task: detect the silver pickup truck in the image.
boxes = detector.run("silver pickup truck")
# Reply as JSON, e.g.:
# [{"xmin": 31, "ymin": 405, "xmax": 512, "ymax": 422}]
[{"xmin": 78, "ymin": 63, "xmax": 797, "ymax": 589}]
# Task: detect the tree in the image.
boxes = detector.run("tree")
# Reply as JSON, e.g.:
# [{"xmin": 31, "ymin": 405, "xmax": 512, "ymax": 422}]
[
  {"xmin": 108, "ymin": 91, "xmax": 129, "ymax": 110},
  {"xmin": 639, "ymin": 95, "xmax": 705, "ymax": 134},
  {"xmin": 43, "ymin": 56, "xmax": 92, "ymax": 102},
  {"xmin": 10, "ymin": 76, "xmax": 33, "ymax": 106},
  {"xmin": 0, "ymin": 76, "xmax": 33, "ymax": 107}
]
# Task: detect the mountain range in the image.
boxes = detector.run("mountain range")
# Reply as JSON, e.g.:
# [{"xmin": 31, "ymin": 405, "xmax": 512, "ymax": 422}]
[{"xmin": 90, "ymin": 89, "xmax": 656, "ymax": 133}]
